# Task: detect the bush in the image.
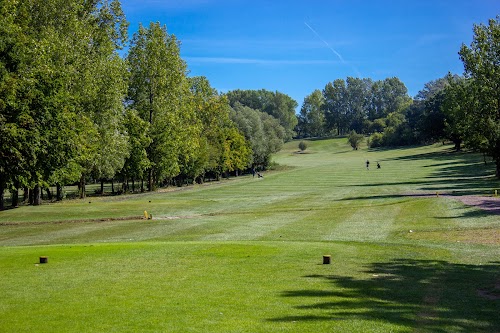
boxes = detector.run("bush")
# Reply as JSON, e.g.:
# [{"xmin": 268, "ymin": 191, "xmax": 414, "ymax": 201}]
[
  {"xmin": 298, "ymin": 141, "xmax": 308, "ymax": 151},
  {"xmin": 347, "ymin": 130, "xmax": 364, "ymax": 150},
  {"xmin": 369, "ymin": 132, "xmax": 384, "ymax": 148}
]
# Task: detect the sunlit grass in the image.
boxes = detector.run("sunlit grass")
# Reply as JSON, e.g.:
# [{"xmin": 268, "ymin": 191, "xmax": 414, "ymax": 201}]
[{"xmin": 1, "ymin": 138, "xmax": 499, "ymax": 332}]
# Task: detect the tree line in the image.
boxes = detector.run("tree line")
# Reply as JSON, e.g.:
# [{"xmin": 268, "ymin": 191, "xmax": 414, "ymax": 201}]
[
  {"xmin": 1, "ymin": 2, "xmax": 498, "ymax": 210},
  {"xmin": 0, "ymin": 0, "xmax": 297, "ymax": 209},
  {"xmin": 297, "ymin": 16, "xmax": 500, "ymax": 178}
]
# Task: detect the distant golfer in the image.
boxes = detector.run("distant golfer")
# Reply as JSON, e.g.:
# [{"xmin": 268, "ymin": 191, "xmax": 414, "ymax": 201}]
[
  {"xmin": 366, "ymin": 160, "xmax": 370, "ymax": 170},
  {"xmin": 377, "ymin": 162, "xmax": 381, "ymax": 169}
]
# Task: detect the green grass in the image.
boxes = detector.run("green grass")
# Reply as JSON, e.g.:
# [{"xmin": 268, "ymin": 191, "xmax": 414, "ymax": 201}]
[{"xmin": 1, "ymin": 138, "xmax": 499, "ymax": 332}]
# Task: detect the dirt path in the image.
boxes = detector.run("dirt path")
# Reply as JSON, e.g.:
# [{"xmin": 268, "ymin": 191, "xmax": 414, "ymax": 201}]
[
  {"xmin": 405, "ymin": 192, "xmax": 500, "ymax": 214},
  {"xmin": 453, "ymin": 195, "xmax": 500, "ymax": 214}
]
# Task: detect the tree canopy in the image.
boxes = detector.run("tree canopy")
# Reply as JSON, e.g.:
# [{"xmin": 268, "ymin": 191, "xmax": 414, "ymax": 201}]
[
  {"xmin": 2, "ymin": 7, "xmax": 500, "ymax": 208},
  {"xmin": 458, "ymin": 16, "xmax": 500, "ymax": 177},
  {"xmin": 226, "ymin": 89, "xmax": 298, "ymax": 141},
  {"xmin": 300, "ymin": 77, "xmax": 411, "ymax": 139}
]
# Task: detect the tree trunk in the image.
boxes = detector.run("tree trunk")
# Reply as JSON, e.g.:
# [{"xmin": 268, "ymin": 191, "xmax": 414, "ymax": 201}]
[
  {"xmin": 33, "ymin": 185, "xmax": 42, "ymax": 206},
  {"xmin": 496, "ymin": 159, "xmax": 500, "ymax": 179},
  {"xmin": 79, "ymin": 175, "xmax": 86, "ymax": 199},
  {"xmin": 56, "ymin": 183, "xmax": 63, "ymax": 201},
  {"xmin": 132, "ymin": 178, "xmax": 135, "ymax": 193},
  {"xmin": 148, "ymin": 169, "xmax": 153, "ymax": 191},
  {"xmin": 0, "ymin": 181, "xmax": 5, "ymax": 211},
  {"xmin": 45, "ymin": 188, "xmax": 53, "ymax": 201},
  {"xmin": 111, "ymin": 178, "xmax": 115, "ymax": 194},
  {"xmin": 23, "ymin": 187, "xmax": 29, "ymax": 202},
  {"xmin": 101, "ymin": 179, "xmax": 105, "ymax": 195},
  {"xmin": 141, "ymin": 179, "xmax": 144, "ymax": 193},
  {"xmin": 29, "ymin": 187, "xmax": 34, "ymax": 205},
  {"xmin": 11, "ymin": 188, "xmax": 19, "ymax": 207}
]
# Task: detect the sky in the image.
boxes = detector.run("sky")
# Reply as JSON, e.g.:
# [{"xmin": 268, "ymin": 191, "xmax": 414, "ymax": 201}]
[{"xmin": 120, "ymin": 0, "xmax": 499, "ymax": 108}]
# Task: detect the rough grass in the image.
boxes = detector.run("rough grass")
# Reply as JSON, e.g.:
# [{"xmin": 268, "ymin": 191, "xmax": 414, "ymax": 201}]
[{"xmin": 0, "ymin": 138, "xmax": 499, "ymax": 332}]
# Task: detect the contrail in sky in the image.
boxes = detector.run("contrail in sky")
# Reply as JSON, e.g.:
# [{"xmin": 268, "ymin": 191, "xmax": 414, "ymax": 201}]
[
  {"xmin": 304, "ymin": 21, "xmax": 345, "ymax": 63},
  {"xmin": 304, "ymin": 21, "xmax": 361, "ymax": 77}
]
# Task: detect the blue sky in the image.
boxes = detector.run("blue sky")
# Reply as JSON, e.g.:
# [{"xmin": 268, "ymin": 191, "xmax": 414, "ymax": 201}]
[{"xmin": 121, "ymin": 0, "xmax": 499, "ymax": 107}]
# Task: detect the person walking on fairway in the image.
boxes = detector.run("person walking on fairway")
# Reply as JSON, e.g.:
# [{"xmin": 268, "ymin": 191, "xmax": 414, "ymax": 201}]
[{"xmin": 366, "ymin": 160, "xmax": 370, "ymax": 170}]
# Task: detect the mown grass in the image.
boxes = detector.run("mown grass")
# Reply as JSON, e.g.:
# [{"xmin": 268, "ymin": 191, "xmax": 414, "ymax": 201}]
[{"xmin": 1, "ymin": 138, "xmax": 499, "ymax": 332}]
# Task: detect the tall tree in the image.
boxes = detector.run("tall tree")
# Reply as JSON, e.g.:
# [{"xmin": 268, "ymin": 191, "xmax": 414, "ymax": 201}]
[
  {"xmin": 231, "ymin": 103, "xmax": 285, "ymax": 168},
  {"xmin": 367, "ymin": 80, "xmax": 384, "ymax": 120},
  {"xmin": 72, "ymin": 0, "xmax": 129, "ymax": 198},
  {"xmin": 346, "ymin": 77, "xmax": 372, "ymax": 133},
  {"xmin": 264, "ymin": 91, "xmax": 298, "ymax": 140},
  {"xmin": 187, "ymin": 76, "xmax": 233, "ymax": 182},
  {"xmin": 0, "ymin": 0, "xmax": 130, "ymax": 205},
  {"xmin": 298, "ymin": 89, "xmax": 325, "ymax": 138},
  {"xmin": 0, "ymin": 0, "xmax": 28, "ymax": 208},
  {"xmin": 121, "ymin": 109, "xmax": 151, "ymax": 191},
  {"xmin": 404, "ymin": 75, "xmax": 458, "ymax": 145},
  {"xmin": 380, "ymin": 77, "xmax": 412, "ymax": 116},
  {"xmin": 459, "ymin": 16, "xmax": 500, "ymax": 177},
  {"xmin": 127, "ymin": 22, "xmax": 193, "ymax": 189},
  {"xmin": 441, "ymin": 75, "xmax": 477, "ymax": 151},
  {"xmin": 226, "ymin": 89, "xmax": 298, "ymax": 141},
  {"xmin": 322, "ymin": 79, "xmax": 348, "ymax": 135}
]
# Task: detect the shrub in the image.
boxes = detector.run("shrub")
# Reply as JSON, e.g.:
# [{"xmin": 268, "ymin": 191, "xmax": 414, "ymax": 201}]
[
  {"xmin": 369, "ymin": 132, "xmax": 384, "ymax": 148},
  {"xmin": 298, "ymin": 141, "xmax": 308, "ymax": 151},
  {"xmin": 347, "ymin": 130, "xmax": 364, "ymax": 150}
]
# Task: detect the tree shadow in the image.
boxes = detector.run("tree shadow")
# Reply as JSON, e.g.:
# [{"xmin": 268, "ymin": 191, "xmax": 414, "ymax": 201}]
[
  {"xmin": 343, "ymin": 149, "xmax": 500, "ymax": 196},
  {"xmin": 269, "ymin": 259, "xmax": 500, "ymax": 332},
  {"xmin": 386, "ymin": 148, "xmax": 498, "ymax": 182}
]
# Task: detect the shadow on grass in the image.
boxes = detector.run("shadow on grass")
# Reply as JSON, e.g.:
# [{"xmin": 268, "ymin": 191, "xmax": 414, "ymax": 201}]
[
  {"xmin": 269, "ymin": 259, "xmax": 500, "ymax": 332},
  {"xmin": 386, "ymin": 148, "xmax": 498, "ymax": 180},
  {"xmin": 340, "ymin": 193, "xmax": 500, "ymax": 218},
  {"xmin": 340, "ymin": 149, "xmax": 499, "ymax": 194}
]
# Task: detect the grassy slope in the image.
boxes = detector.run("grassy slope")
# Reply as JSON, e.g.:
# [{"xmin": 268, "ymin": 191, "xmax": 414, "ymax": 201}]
[{"xmin": 0, "ymin": 139, "xmax": 499, "ymax": 332}]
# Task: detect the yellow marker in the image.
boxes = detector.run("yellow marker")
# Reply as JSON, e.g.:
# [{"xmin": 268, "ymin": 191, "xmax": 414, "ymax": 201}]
[
  {"xmin": 144, "ymin": 210, "xmax": 148, "ymax": 219},
  {"xmin": 495, "ymin": 190, "xmax": 498, "ymax": 197},
  {"xmin": 436, "ymin": 192, "xmax": 439, "ymax": 197}
]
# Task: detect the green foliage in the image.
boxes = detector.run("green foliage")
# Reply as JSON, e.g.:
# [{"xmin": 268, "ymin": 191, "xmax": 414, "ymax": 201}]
[
  {"xmin": 187, "ymin": 77, "xmax": 251, "ymax": 181},
  {"xmin": 0, "ymin": 0, "xmax": 130, "ymax": 203},
  {"xmin": 368, "ymin": 75, "xmax": 453, "ymax": 148},
  {"xmin": 230, "ymin": 103, "xmax": 285, "ymax": 168},
  {"xmin": 298, "ymin": 141, "xmax": 308, "ymax": 151},
  {"xmin": 221, "ymin": 126, "xmax": 252, "ymax": 173},
  {"xmin": 441, "ymin": 75, "xmax": 475, "ymax": 151},
  {"xmin": 127, "ymin": 22, "xmax": 190, "ymax": 188},
  {"xmin": 459, "ymin": 16, "xmax": 500, "ymax": 177},
  {"xmin": 1, "ymin": 139, "xmax": 499, "ymax": 332},
  {"xmin": 298, "ymin": 89, "xmax": 325, "ymax": 138},
  {"xmin": 321, "ymin": 77, "xmax": 412, "ymax": 136},
  {"xmin": 226, "ymin": 89, "xmax": 298, "ymax": 141},
  {"xmin": 121, "ymin": 109, "xmax": 151, "ymax": 182},
  {"xmin": 368, "ymin": 132, "xmax": 384, "ymax": 148},
  {"xmin": 347, "ymin": 130, "xmax": 364, "ymax": 150},
  {"xmin": 370, "ymin": 118, "xmax": 387, "ymax": 133}
]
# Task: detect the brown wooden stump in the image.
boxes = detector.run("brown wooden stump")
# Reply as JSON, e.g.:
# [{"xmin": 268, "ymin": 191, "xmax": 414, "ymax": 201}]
[
  {"xmin": 323, "ymin": 255, "xmax": 331, "ymax": 264},
  {"xmin": 39, "ymin": 256, "xmax": 48, "ymax": 264}
]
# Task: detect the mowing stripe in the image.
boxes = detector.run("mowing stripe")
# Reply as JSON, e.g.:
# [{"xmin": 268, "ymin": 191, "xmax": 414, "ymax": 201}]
[{"xmin": 326, "ymin": 204, "xmax": 401, "ymax": 242}]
